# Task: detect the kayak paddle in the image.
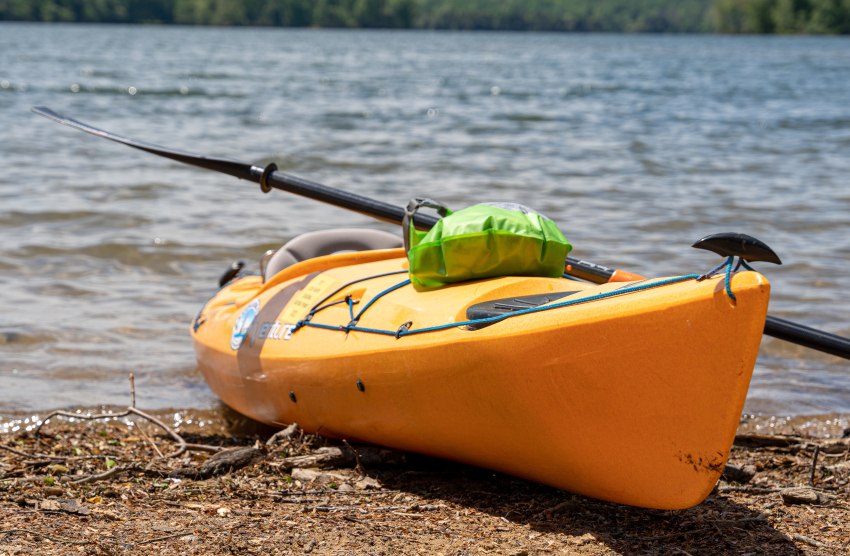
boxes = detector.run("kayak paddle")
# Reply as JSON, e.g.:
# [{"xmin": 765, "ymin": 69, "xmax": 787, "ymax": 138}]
[{"xmin": 32, "ymin": 106, "xmax": 850, "ymax": 360}]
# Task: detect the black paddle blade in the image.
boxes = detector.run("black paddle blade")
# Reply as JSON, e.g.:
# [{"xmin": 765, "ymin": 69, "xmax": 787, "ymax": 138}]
[
  {"xmin": 31, "ymin": 106, "xmax": 257, "ymax": 181},
  {"xmin": 692, "ymin": 232, "xmax": 782, "ymax": 264}
]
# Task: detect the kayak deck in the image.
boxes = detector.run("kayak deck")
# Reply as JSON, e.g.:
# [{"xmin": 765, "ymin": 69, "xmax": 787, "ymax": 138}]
[{"xmin": 193, "ymin": 249, "xmax": 770, "ymax": 509}]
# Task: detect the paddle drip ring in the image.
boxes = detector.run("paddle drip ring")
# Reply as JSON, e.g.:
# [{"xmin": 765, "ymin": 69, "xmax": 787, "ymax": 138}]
[{"xmin": 259, "ymin": 163, "xmax": 278, "ymax": 194}]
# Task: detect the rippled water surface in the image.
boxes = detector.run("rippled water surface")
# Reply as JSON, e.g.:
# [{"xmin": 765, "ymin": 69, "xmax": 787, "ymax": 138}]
[{"xmin": 1, "ymin": 24, "xmax": 849, "ymax": 414}]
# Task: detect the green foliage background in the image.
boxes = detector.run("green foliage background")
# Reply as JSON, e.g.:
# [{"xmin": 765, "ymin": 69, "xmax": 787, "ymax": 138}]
[{"xmin": 1, "ymin": 0, "xmax": 848, "ymax": 33}]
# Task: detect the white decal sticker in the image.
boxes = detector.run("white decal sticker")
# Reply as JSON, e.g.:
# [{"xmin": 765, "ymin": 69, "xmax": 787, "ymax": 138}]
[{"xmin": 230, "ymin": 299, "xmax": 260, "ymax": 350}]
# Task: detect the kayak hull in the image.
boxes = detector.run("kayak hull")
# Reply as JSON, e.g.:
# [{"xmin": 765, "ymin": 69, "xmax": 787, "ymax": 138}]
[{"xmin": 193, "ymin": 248, "xmax": 769, "ymax": 509}]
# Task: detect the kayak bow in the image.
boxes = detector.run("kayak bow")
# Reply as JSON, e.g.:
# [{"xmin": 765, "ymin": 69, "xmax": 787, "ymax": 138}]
[{"xmin": 194, "ymin": 238, "xmax": 770, "ymax": 509}]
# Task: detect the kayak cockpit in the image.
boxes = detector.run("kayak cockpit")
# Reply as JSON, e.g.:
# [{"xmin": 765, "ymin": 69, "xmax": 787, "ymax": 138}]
[{"xmin": 262, "ymin": 228, "xmax": 402, "ymax": 282}]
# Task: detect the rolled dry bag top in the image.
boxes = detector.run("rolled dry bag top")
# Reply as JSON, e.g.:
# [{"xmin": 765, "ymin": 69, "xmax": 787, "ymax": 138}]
[{"xmin": 403, "ymin": 198, "xmax": 572, "ymax": 289}]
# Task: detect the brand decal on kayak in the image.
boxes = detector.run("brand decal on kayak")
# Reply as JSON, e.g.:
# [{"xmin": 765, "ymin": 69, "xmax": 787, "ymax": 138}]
[
  {"xmin": 231, "ymin": 304, "xmax": 298, "ymax": 350},
  {"xmin": 252, "ymin": 321, "xmax": 295, "ymax": 343},
  {"xmin": 230, "ymin": 299, "xmax": 260, "ymax": 350}
]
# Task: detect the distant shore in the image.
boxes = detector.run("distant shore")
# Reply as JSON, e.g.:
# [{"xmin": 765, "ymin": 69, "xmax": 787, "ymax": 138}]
[{"xmin": 3, "ymin": 0, "xmax": 850, "ymax": 35}]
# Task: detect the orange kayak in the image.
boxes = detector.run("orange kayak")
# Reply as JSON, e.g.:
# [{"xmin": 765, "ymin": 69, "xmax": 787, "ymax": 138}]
[{"xmin": 192, "ymin": 231, "xmax": 770, "ymax": 509}]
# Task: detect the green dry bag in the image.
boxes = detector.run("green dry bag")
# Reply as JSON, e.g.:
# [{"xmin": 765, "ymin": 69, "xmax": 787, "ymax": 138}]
[{"xmin": 402, "ymin": 198, "xmax": 572, "ymax": 290}]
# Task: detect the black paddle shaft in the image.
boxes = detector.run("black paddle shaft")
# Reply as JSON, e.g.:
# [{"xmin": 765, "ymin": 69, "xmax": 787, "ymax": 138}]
[
  {"xmin": 32, "ymin": 106, "xmax": 441, "ymax": 231},
  {"xmin": 32, "ymin": 107, "xmax": 610, "ymax": 277},
  {"xmin": 765, "ymin": 316, "xmax": 850, "ymax": 360},
  {"xmin": 32, "ymin": 106, "xmax": 850, "ymax": 360},
  {"xmin": 250, "ymin": 166, "xmax": 440, "ymax": 230}
]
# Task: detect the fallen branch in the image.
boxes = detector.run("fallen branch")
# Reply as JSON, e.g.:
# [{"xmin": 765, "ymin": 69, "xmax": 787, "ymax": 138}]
[
  {"xmin": 170, "ymin": 446, "xmax": 265, "ymax": 480},
  {"xmin": 639, "ymin": 517, "xmax": 768, "ymax": 541},
  {"xmin": 0, "ymin": 528, "xmax": 94, "ymax": 545},
  {"xmin": 734, "ymin": 434, "xmax": 803, "ymax": 449},
  {"xmin": 281, "ymin": 446, "xmax": 355, "ymax": 469},
  {"xmin": 33, "ymin": 374, "xmax": 220, "ymax": 459},
  {"xmin": 0, "ymin": 444, "xmax": 32, "ymax": 457},
  {"xmin": 71, "ymin": 464, "xmax": 133, "ymax": 485},
  {"xmin": 35, "ymin": 406, "xmax": 220, "ymax": 458},
  {"xmin": 342, "ymin": 439, "xmax": 365, "ymax": 477},
  {"xmin": 0, "ymin": 445, "xmax": 122, "ymax": 465},
  {"xmin": 792, "ymin": 533, "xmax": 826, "ymax": 548},
  {"xmin": 266, "ymin": 423, "xmax": 300, "ymax": 448},
  {"xmin": 280, "ymin": 445, "xmax": 404, "ymax": 470},
  {"xmin": 810, "ymin": 445, "xmax": 820, "ymax": 486},
  {"xmin": 717, "ymin": 486, "xmax": 780, "ymax": 494},
  {"xmin": 134, "ymin": 530, "xmax": 197, "ymax": 546}
]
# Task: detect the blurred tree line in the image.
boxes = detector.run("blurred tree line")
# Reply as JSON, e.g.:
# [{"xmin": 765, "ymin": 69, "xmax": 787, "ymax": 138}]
[
  {"xmin": 0, "ymin": 0, "xmax": 416, "ymax": 27},
  {"xmin": 1, "ymin": 0, "xmax": 848, "ymax": 33},
  {"xmin": 711, "ymin": 0, "xmax": 850, "ymax": 33},
  {"xmin": 414, "ymin": 0, "xmax": 713, "ymax": 32}
]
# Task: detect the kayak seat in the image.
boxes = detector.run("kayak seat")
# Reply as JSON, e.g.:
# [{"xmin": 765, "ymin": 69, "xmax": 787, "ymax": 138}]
[{"xmin": 263, "ymin": 228, "xmax": 403, "ymax": 282}]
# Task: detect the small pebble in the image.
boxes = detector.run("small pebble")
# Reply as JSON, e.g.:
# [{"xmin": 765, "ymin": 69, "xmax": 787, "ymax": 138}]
[
  {"xmin": 722, "ymin": 463, "xmax": 757, "ymax": 484},
  {"xmin": 780, "ymin": 487, "xmax": 829, "ymax": 505},
  {"xmin": 355, "ymin": 476, "xmax": 381, "ymax": 490}
]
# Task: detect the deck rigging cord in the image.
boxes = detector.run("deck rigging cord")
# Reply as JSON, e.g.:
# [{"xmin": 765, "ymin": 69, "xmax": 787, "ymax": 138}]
[{"xmin": 293, "ymin": 271, "xmax": 702, "ymax": 339}]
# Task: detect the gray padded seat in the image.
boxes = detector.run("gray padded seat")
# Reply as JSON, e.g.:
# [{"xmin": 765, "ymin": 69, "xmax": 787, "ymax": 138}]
[{"xmin": 263, "ymin": 228, "xmax": 403, "ymax": 282}]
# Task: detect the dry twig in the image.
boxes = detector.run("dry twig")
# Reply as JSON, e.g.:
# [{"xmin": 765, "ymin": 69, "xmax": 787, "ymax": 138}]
[
  {"xmin": 810, "ymin": 444, "xmax": 820, "ymax": 486},
  {"xmin": 0, "ymin": 444, "xmax": 32, "ymax": 458},
  {"xmin": 266, "ymin": 422, "xmax": 300, "ymax": 448},
  {"xmin": 32, "ymin": 374, "xmax": 220, "ymax": 459},
  {"xmin": 342, "ymin": 438, "xmax": 365, "ymax": 477},
  {"xmin": 35, "ymin": 406, "xmax": 220, "ymax": 458},
  {"xmin": 0, "ymin": 528, "xmax": 94, "ymax": 545},
  {"xmin": 792, "ymin": 533, "xmax": 826, "ymax": 548},
  {"xmin": 134, "ymin": 530, "xmax": 197, "ymax": 545},
  {"xmin": 71, "ymin": 464, "xmax": 133, "ymax": 485}
]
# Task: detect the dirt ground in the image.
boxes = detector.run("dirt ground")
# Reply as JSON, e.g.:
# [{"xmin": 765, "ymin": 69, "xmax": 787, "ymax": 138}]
[{"xmin": 1, "ymin": 406, "xmax": 848, "ymax": 556}]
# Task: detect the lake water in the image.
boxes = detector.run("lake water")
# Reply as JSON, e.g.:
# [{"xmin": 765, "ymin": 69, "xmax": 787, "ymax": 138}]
[{"xmin": 1, "ymin": 24, "xmax": 849, "ymax": 416}]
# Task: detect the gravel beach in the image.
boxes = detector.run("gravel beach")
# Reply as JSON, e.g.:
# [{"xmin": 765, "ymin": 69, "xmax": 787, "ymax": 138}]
[{"xmin": 1, "ymin": 407, "xmax": 847, "ymax": 555}]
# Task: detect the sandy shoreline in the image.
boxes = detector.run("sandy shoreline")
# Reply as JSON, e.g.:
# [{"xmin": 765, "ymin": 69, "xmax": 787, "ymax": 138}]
[{"xmin": 1, "ymin": 407, "xmax": 848, "ymax": 555}]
